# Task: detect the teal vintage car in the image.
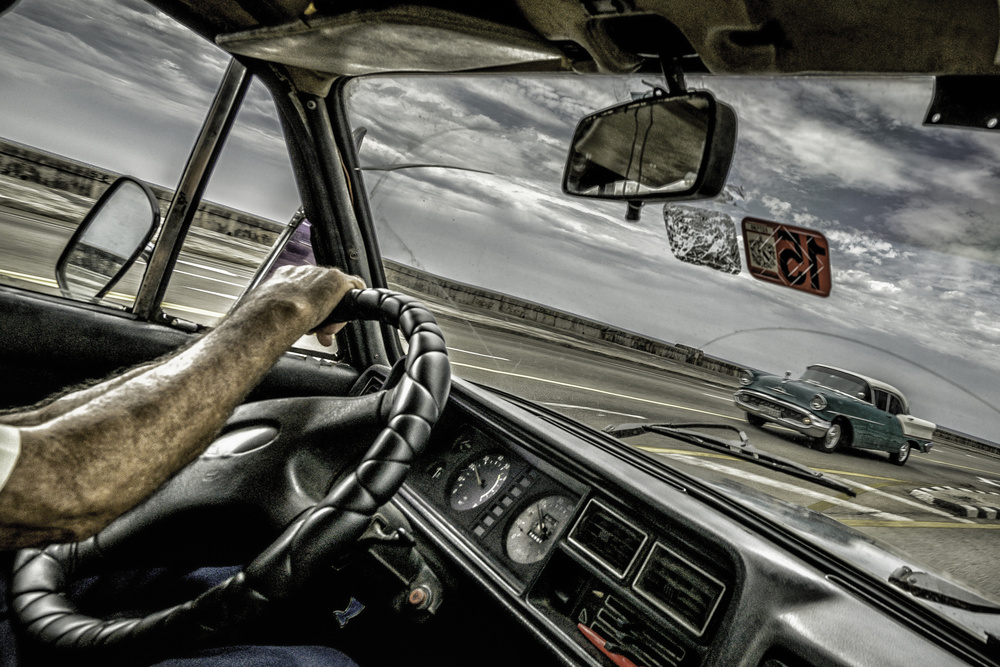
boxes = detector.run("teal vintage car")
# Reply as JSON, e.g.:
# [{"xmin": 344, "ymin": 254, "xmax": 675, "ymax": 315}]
[{"xmin": 734, "ymin": 365, "xmax": 935, "ymax": 465}]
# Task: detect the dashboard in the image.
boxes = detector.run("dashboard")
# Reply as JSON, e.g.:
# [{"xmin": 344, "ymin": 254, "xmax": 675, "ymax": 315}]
[
  {"xmin": 403, "ymin": 414, "xmax": 730, "ymax": 667},
  {"xmin": 381, "ymin": 374, "xmax": 983, "ymax": 667}
]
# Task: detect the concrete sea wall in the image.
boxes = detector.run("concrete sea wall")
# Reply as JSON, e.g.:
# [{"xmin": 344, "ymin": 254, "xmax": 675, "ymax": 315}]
[{"xmin": 0, "ymin": 137, "xmax": 284, "ymax": 246}]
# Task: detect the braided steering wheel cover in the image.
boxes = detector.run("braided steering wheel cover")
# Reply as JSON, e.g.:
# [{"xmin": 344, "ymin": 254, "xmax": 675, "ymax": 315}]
[{"xmin": 11, "ymin": 288, "xmax": 450, "ymax": 657}]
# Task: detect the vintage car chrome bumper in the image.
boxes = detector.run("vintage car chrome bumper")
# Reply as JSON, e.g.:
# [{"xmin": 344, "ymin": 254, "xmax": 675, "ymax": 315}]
[{"xmin": 734, "ymin": 389, "xmax": 831, "ymax": 438}]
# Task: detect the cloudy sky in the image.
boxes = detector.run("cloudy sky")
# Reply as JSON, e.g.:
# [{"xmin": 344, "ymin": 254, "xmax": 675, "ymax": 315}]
[
  {"xmin": 2, "ymin": 0, "xmax": 1000, "ymax": 441},
  {"xmin": 345, "ymin": 75, "xmax": 1000, "ymax": 441},
  {"xmin": 0, "ymin": 0, "xmax": 299, "ymax": 222}
]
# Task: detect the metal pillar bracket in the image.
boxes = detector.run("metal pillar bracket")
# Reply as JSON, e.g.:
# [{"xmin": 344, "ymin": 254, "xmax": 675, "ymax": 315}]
[
  {"xmin": 924, "ymin": 75, "xmax": 1000, "ymax": 131},
  {"xmin": 132, "ymin": 58, "xmax": 251, "ymax": 321}
]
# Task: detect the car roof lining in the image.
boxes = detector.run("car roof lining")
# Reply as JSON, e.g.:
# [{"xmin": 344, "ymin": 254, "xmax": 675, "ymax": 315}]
[{"xmin": 150, "ymin": 0, "xmax": 1000, "ymax": 87}]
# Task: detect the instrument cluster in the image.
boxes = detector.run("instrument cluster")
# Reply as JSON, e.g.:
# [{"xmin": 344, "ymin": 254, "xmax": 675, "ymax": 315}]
[{"xmin": 405, "ymin": 422, "xmax": 582, "ymax": 585}]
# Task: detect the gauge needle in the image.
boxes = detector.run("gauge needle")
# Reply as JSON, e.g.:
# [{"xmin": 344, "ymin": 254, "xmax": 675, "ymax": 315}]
[
  {"xmin": 473, "ymin": 463, "xmax": 484, "ymax": 487},
  {"xmin": 535, "ymin": 502, "xmax": 546, "ymax": 534}
]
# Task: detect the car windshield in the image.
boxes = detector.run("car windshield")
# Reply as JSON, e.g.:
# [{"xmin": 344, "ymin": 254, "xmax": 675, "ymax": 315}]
[
  {"xmin": 344, "ymin": 74, "xmax": 1000, "ymax": 606},
  {"xmin": 800, "ymin": 367, "xmax": 869, "ymax": 399}
]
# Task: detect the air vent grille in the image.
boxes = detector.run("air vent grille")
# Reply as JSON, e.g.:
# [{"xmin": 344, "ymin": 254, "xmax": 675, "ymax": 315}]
[
  {"xmin": 592, "ymin": 597, "xmax": 686, "ymax": 667},
  {"xmin": 568, "ymin": 499, "xmax": 647, "ymax": 577},
  {"xmin": 633, "ymin": 541, "xmax": 726, "ymax": 637}
]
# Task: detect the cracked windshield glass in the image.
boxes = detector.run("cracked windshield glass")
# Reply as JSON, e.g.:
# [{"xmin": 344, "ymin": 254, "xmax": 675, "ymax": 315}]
[{"xmin": 345, "ymin": 74, "xmax": 1000, "ymax": 603}]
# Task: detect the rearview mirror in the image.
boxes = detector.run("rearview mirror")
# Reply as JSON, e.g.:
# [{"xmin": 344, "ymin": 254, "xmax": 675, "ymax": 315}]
[
  {"xmin": 55, "ymin": 177, "xmax": 160, "ymax": 301},
  {"xmin": 562, "ymin": 91, "xmax": 737, "ymax": 202}
]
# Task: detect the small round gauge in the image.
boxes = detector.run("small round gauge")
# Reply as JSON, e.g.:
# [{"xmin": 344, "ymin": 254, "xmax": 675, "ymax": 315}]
[
  {"xmin": 449, "ymin": 453, "xmax": 512, "ymax": 511},
  {"xmin": 506, "ymin": 495, "xmax": 576, "ymax": 565}
]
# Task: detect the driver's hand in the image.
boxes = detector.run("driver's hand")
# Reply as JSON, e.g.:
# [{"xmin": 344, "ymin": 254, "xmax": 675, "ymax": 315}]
[{"xmin": 255, "ymin": 265, "xmax": 365, "ymax": 345}]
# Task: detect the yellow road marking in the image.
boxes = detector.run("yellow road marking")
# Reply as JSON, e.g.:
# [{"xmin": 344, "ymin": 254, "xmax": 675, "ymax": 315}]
[
  {"xmin": 107, "ymin": 292, "xmax": 223, "ymax": 319},
  {"xmin": 1, "ymin": 270, "xmax": 224, "ymax": 320},
  {"xmin": 0, "ymin": 268, "xmax": 57, "ymax": 287},
  {"xmin": 842, "ymin": 520, "xmax": 1000, "ymax": 529},
  {"xmin": 637, "ymin": 446, "xmax": 907, "ymax": 483},
  {"xmin": 452, "ymin": 361, "xmax": 736, "ymax": 420},
  {"xmin": 161, "ymin": 303, "xmax": 224, "ymax": 319},
  {"xmin": 812, "ymin": 469, "xmax": 907, "ymax": 483}
]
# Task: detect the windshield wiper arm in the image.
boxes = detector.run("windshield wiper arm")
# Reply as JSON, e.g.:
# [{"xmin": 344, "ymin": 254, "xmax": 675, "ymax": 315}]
[
  {"xmin": 604, "ymin": 422, "xmax": 856, "ymax": 497},
  {"xmin": 890, "ymin": 566, "xmax": 1000, "ymax": 614}
]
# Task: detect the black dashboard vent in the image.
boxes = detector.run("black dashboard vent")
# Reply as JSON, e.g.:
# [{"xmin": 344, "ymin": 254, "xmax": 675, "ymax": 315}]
[
  {"xmin": 568, "ymin": 499, "xmax": 648, "ymax": 578},
  {"xmin": 633, "ymin": 541, "xmax": 726, "ymax": 637}
]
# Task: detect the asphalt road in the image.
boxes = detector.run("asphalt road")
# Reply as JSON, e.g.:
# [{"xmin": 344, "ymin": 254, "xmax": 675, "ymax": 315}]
[{"xmin": 3, "ymin": 206, "xmax": 999, "ymax": 603}]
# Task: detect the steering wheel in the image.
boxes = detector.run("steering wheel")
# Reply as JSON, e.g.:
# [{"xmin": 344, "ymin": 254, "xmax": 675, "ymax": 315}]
[{"xmin": 10, "ymin": 288, "xmax": 450, "ymax": 659}]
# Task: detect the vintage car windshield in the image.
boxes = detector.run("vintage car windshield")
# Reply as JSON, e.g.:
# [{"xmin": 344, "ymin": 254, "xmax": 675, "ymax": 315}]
[
  {"xmin": 344, "ymin": 74, "xmax": 1000, "ymax": 607},
  {"xmin": 800, "ymin": 367, "xmax": 870, "ymax": 400}
]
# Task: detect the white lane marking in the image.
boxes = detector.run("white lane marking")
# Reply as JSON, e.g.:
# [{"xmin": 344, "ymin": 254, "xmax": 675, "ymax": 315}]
[
  {"xmin": 176, "ymin": 259, "xmax": 242, "ymax": 278},
  {"xmin": 182, "ymin": 286, "xmax": 238, "ymax": 299},
  {"xmin": 702, "ymin": 392, "xmax": 732, "ymax": 402},
  {"xmin": 660, "ymin": 452, "xmax": 913, "ymax": 522},
  {"xmin": 447, "ymin": 347, "xmax": 510, "ymax": 361},
  {"xmin": 174, "ymin": 269, "xmax": 245, "ymax": 288},
  {"xmin": 821, "ymin": 473, "xmax": 973, "ymax": 523},
  {"xmin": 451, "ymin": 361, "xmax": 738, "ymax": 421},
  {"xmin": 541, "ymin": 403, "xmax": 646, "ymax": 419}
]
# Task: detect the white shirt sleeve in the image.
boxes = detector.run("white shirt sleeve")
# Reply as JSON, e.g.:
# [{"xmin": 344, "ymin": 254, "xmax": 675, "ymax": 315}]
[{"xmin": 0, "ymin": 424, "xmax": 21, "ymax": 493}]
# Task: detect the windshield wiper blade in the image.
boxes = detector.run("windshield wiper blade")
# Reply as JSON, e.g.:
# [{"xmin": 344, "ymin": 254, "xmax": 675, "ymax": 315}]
[
  {"xmin": 604, "ymin": 422, "xmax": 856, "ymax": 497},
  {"xmin": 890, "ymin": 566, "xmax": 1000, "ymax": 614}
]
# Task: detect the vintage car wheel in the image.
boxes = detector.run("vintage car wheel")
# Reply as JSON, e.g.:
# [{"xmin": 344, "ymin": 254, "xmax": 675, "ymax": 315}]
[
  {"xmin": 814, "ymin": 421, "xmax": 848, "ymax": 453},
  {"xmin": 890, "ymin": 441, "xmax": 911, "ymax": 466},
  {"xmin": 745, "ymin": 412, "xmax": 767, "ymax": 427},
  {"xmin": 10, "ymin": 288, "xmax": 451, "ymax": 661}
]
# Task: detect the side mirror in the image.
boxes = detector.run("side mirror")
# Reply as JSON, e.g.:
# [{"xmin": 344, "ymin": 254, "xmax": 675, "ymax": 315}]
[
  {"xmin": 562, "ymin": 91, "xmax": 737, "ymax": 203},
  {"xmin": 55, "ymin": 177, "xmax": 160, "ymax": 301}
]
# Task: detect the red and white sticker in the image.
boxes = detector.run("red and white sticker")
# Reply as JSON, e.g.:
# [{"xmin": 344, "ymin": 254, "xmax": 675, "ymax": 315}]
[{"xmin": 741, "ymin": 217, "xmax": 831, "ymax": 297}]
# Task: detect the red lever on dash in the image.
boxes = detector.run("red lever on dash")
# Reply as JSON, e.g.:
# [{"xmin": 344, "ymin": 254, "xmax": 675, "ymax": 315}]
[{"xmin": 577, "ymin": 623, "xmax": 641, "ymax": 667}]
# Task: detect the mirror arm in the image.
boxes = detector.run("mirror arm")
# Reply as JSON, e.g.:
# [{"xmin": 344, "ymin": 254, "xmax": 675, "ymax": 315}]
[
  {"xmin": 624, "ymin": 201, "xmax": 644, "ymax": 222},
  {"xmin": 659, "ymin": 56, "xmax": 687, "ymax": 97}
]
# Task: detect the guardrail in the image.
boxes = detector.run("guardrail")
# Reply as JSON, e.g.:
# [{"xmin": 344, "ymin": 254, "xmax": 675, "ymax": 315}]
[{"xmin": 933, "ymin": 428, "xmax": 1000, "ymax": 459}]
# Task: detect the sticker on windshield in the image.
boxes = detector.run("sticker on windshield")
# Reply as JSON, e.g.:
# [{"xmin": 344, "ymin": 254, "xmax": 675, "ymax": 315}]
[{"xmin": 741, "ymin": 217, "xmax": 831, "ymax": 297}]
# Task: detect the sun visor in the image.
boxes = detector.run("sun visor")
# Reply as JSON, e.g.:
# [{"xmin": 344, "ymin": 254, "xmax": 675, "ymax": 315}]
[{"xmin": 217, "ymin": 7, "xmax": 567, "ymax": 77}]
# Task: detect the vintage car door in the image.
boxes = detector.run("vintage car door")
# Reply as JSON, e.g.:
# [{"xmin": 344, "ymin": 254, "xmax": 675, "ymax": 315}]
[{"xmin": 859, "ymin": 389, "xmax": 907, "ymax": 453}]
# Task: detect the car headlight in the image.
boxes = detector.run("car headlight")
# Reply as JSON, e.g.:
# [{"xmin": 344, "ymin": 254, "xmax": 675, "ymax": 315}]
[
  {"xmin": 739, "ymin": 370, "xmax": 754, "ymax": 386},
  {"xmin": 810, "ymin": 394, "xmax": 828, "ymax": 411}
]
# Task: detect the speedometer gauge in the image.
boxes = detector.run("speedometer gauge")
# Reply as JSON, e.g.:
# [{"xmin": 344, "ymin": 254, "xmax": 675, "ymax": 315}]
[
  {"xmin": 449, "ymin": 453, "xmax": 512, "ymax": 510},
  {"xmin": 506, "ymin": 495, "xmax": 576, "ymax": 564}
]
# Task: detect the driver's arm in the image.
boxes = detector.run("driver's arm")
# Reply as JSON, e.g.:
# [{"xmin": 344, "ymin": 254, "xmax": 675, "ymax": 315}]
[{"xmin": 0, "ymin": 265, "xmax": 364, "ymax": 549}]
